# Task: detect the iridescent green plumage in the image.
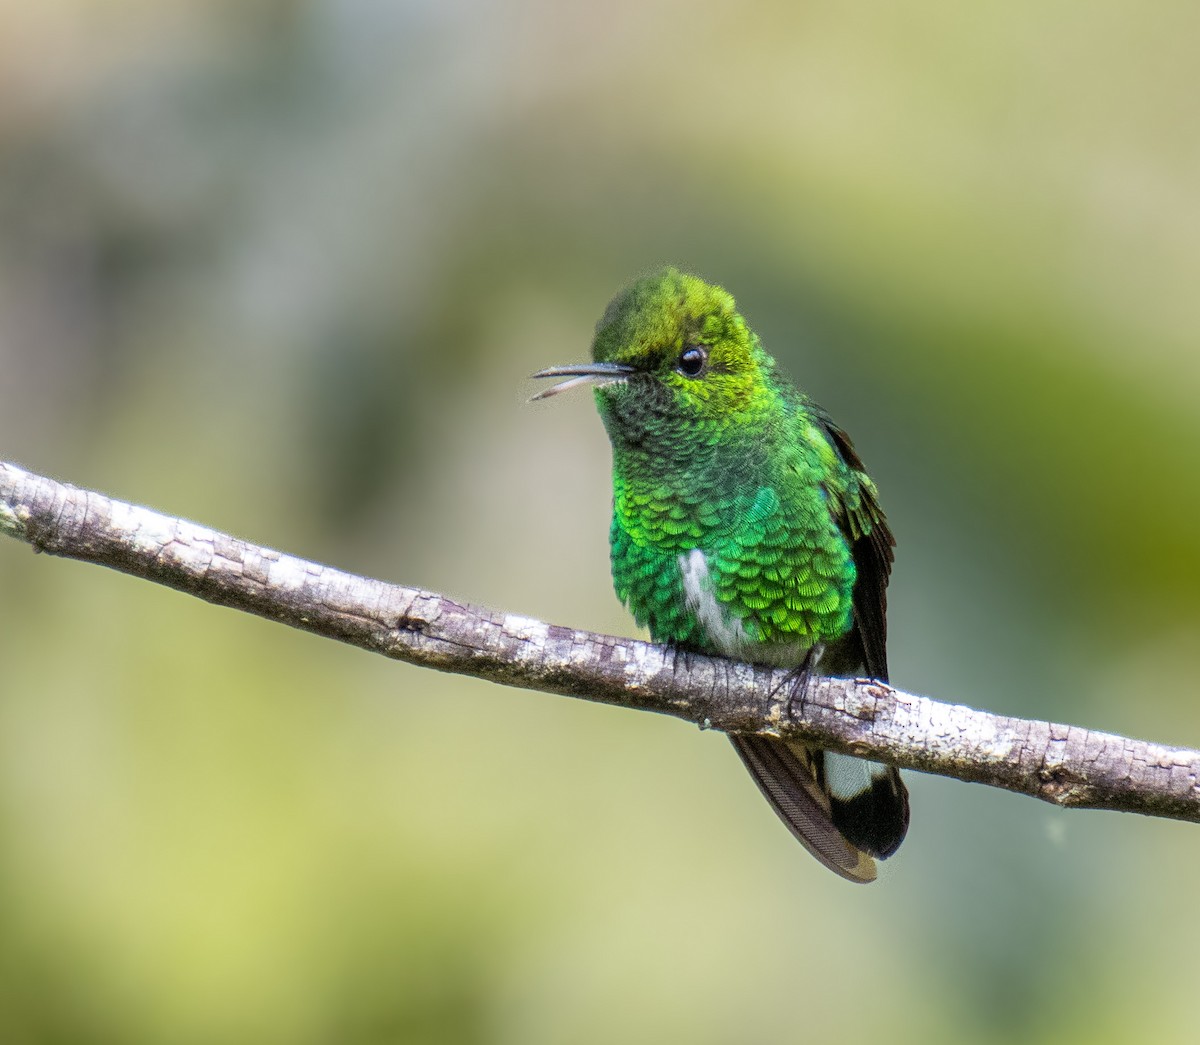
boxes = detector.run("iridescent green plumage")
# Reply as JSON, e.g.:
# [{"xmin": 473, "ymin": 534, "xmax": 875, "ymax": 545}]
[{"xmin": 534, "ymin": 268, "xmax": 909, "ymax": 881}]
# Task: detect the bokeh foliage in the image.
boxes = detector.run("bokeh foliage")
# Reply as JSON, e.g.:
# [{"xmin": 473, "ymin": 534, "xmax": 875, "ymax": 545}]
[{"xmin": 1, "ymin": 2, "xmax": 1198, "ymax": 1042}]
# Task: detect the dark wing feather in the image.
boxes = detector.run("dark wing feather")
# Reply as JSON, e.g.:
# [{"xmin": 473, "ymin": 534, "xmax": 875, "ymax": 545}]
[
  {"xmin": 814, "ymin": 411, "xmax": 909, "ymax": 857},
  {"xmin": 816, "ymin": 414, "xmax": 895, "ymax": 682}
]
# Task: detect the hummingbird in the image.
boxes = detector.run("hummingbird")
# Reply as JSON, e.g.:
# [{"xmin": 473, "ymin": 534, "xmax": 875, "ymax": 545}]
[{"xmin": 532, "ymin": 267, "xmax": 909, "ymax": 882}]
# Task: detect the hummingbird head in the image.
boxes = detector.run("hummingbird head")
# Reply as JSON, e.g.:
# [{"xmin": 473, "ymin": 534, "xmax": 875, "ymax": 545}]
[{"xmin": 532, "ymin": 268, "xmax": 779, "ymax": 458}]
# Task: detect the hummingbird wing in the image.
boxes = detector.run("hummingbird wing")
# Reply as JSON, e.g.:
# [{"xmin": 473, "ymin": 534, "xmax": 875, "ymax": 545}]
[
  {"xmin": 810, "ymin": 413, "xmax": 909, "ymax": 859},
  {"xmin": 815, "ymin": 413, "xmax": 895, "ymax": 682}
]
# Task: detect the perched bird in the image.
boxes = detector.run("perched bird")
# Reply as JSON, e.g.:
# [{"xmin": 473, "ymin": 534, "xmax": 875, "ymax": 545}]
[{"xmin": 532, "ymin": 268, "xmax": 908, "ymax": 882}]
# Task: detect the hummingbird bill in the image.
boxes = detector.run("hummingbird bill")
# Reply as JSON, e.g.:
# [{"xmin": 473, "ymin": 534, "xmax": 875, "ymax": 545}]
[{"xmin": 532, "ymin": 268, "xmax": 909, "ymax": 882}]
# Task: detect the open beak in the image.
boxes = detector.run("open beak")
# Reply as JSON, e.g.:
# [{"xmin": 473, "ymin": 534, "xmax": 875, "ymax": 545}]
[{"xmin": 529, "ymin": 362, "xmax": 636, "ymax": 400}]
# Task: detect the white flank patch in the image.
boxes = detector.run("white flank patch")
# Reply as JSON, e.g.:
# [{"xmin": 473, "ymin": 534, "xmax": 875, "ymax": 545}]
[
  {"xmin": 678, "ymin": 549, "xmax": 749, "ymax": 657},
  {"xmin": 678, "ymin": 549, "xmax": 812, "ymax": 667}
]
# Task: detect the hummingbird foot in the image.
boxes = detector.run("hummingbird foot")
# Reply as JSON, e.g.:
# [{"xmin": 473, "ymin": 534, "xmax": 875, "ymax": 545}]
[
  {"xmin": 665, "ymin": 639, "xmax": 698, "ymax": 680},
  {"xmin": 778, "ymin": 643, "xmax": 825, "ymax": 727}
]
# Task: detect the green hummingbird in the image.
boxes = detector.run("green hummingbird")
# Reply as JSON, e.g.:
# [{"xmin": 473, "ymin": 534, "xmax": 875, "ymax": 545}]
[{"xmin": 532, "ymin": 267, "xmax": 909, "ymax": 882}]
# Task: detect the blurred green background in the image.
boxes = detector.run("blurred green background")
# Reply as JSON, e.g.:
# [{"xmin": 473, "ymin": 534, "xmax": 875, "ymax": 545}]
[{"xmin": 1, "ymin": 2, "xmax": 1198, "ymax": 1042}]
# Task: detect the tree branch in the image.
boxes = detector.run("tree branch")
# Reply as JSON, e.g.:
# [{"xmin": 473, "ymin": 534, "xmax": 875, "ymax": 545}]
[{"xmin": 1, "ymin": 459, "xmax": 1197, "ymax": 824}]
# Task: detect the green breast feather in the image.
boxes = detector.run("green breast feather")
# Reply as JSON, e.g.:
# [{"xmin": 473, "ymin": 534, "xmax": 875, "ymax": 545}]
[{"xmin": 609, "ymin": 416, "xmax": 862, "ymax": 654}]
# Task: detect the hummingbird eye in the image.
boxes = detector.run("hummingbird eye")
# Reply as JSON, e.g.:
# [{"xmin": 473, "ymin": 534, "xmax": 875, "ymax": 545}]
[{"xmin": 677, "ymin": 345, "xmax": 709, "ymax": 378}]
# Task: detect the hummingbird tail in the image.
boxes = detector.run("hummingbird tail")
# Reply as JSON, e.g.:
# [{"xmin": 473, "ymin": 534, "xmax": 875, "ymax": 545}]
[
  {"xmin": 729, "ymin": 736, "xmax": 908, "ymax": 882},
  {"xmin": 823, "ymin": 751, "xmax": 909, "ymax": 859}
]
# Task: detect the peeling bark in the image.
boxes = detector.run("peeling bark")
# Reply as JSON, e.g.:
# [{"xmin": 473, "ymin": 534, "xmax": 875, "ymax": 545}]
[{"xmin": 2, "ymin": 460, "xmax": 1197, "ymax": 824}]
